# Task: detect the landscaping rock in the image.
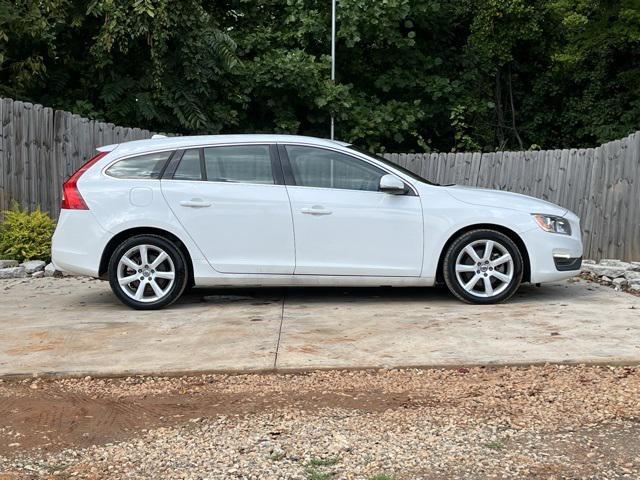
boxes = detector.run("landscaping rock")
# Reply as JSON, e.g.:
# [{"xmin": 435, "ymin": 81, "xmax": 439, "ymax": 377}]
[
  {"xmin": 624, "ymin": 270, "xmax": 640, "ymax": 281},
  {"xmin": 581, "ymin": 263, "xmax": 627, "ymax": 278},
  {"xmin": 31, "ymin": 271, "xmax": 45, "ymax": 279},
  {"xmin": 598, "ymin": 259, "xmax": 631, "ymax": 269},
  {"xmin": 22, "ymin": 260, "xmax": 46, "ymax": 274},
  {"xmin": 582, "ymin": 259, "xmax": 640, "ymax": 295},
  {"xmin": 44, "ymin": 263, "xmax": 62, "ymax": 278},
  {"xmin": 0, "ymin": 266, "xmax": 27, "ymax": 279},
  {"xmin": 0, "ymin": 259, "xmax": 19, "ymax": 269},
  {"xmin": 612, "ymin": 277, "xmax": 628, "ymax": 288}
]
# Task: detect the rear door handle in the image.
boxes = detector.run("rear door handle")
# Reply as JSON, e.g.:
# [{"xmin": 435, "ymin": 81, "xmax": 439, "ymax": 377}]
[
  {"xmin": 180, "ymin": 199, "xmax": 212, "ymax": 208},
  {"xmin": 301, "ymin": 205, "xmax": 332, "ymax": 216}
]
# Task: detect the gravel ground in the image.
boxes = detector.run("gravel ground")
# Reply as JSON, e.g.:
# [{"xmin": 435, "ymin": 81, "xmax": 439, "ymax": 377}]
[{"xmin": 1, "ymin": 365, "xmax": 639, "ymax": 479}]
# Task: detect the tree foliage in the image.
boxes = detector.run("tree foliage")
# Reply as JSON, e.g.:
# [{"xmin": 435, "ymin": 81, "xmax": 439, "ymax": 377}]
[{"xmin": 1, "ymin": 0, "xmax": 638, "ymax": 151}]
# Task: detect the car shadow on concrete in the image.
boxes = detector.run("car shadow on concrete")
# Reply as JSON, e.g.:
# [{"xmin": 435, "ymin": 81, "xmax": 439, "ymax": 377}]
[{"xmin": 175, "ymin": 281, "xmax": 583, "ymax": 308}]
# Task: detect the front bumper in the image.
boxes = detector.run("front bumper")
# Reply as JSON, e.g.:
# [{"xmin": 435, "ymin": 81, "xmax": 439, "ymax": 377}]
[{"xmin": 520, "ymin": 219, "xmax": 583, "ymax": 283}]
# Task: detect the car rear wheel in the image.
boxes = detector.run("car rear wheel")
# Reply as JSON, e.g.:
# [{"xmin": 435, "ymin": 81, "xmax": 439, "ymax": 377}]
[
  {"xmin": 108, "ymin": 234, "xmax": 188, "ymax": 310},
  {"xmin": 443, "ymin": 229, "xmax": 523, "ymax": 304}
]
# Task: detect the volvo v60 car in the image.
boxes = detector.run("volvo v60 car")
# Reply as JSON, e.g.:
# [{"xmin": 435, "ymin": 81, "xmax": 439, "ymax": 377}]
[{"xmin": 51, "ymin": 135, "xmax": 583, "ymax": 309}]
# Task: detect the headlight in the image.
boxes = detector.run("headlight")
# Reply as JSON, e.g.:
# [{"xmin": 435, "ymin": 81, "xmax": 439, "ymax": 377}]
[{"xmin": 532, "ymin": 214, "xmax": 572, "ymax": 235}]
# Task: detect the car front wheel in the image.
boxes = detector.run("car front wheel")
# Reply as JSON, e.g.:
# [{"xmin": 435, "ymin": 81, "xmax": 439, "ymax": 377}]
[
  {"xmin": 108, "ymin": 234, "xmax": 188, "ymax": 310},
  {"xmin": 443, "ymin": 229, "xmax": 523, "ymax": 304}
]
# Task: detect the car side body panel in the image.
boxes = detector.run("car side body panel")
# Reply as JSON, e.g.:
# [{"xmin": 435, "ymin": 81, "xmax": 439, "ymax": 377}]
[
  {"xmin": 51, "ymin": 134, "xmax": 583, "ymax": 292},
  {"xmin": 161, "ymin": 179, "xmax": 296, "ymax": 275}
]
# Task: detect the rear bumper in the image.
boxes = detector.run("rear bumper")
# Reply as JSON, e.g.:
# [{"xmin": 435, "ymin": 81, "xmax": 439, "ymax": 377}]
[{"xmin": 51, "ymin": 210, "xmax": 110, "ymax": 277}]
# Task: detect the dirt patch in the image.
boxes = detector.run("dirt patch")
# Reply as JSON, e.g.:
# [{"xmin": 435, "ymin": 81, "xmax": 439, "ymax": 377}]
[
  {"xmin": 0, "ymin": 382, "xmax": 428, "ymax": 457},
  {"xmin": 0, "ymin": 364, "xmax": 639, "ymax": 461}
]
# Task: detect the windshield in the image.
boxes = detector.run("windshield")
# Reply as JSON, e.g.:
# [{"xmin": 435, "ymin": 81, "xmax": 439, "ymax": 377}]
[{"xmin": 347, "ymin": 146, "xmax": 439, "ymax": 186}]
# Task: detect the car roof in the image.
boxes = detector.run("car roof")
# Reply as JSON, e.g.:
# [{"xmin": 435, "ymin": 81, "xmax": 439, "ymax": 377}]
[{"xmin": 98, "ymin": 134, "xmax": 351, "ymax": 156}]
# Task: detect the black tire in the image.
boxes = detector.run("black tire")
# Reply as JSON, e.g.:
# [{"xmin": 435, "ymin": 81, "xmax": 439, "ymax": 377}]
[
  {"xmin": 108, "ymin": 234, "xmax": 189, "ymax": 310},
  {"xmin": 443, "ymin": 229, "xmax": 523, "ymax": 304}
]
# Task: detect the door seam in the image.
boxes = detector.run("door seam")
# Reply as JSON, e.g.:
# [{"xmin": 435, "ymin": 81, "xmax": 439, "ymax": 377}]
[{"xmin": 276, "ymin": 143, "xmax": 298, "ymax": 274}]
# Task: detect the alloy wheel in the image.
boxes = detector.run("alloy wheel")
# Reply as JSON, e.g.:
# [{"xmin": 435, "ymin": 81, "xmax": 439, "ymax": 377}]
[
  {"xmin": 116, "ymin": 244, "xmax": 176, "ymax": 303},
  {"xmin": 454, "ymin": 239, "xmax": 514, "ymax": 298}
]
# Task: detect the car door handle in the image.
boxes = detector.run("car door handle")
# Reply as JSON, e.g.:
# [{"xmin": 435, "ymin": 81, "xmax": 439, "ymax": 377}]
[
  {"xmin": 179, "ymin": 199, "xmax": 212, "ymax": 208},
  {"xmin": 301, "ymin": 206, "xmax": 332, "ymax": 216}
]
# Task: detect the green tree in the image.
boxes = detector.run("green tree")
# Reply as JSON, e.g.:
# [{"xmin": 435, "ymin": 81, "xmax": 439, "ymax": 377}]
[
  {"xmin": 526, "ymin": 0, "xmax": 640, "ymax": 146},
  {"xmin": 0, "ymin": 0, "xmax": 638, "ymax": 152},
  {"xmin": 87, "ymin": 0, "xmax": 238, "ymax": 132}
]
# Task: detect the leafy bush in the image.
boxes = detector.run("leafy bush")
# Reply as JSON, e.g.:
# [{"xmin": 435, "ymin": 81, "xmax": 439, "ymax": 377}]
[{"xmin": 0, "ymin": 203, "xmax": 55, "ymax": 262}]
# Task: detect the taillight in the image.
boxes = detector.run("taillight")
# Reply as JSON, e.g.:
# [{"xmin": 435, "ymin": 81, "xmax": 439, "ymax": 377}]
[{"xmin": 61, "ymin": 151, "xmax": 107, "ymax": 210}]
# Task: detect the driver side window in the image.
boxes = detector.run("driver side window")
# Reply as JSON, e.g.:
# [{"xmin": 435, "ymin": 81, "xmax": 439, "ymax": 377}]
[{"xmin": 285, "ymin": 146, "xmax": 385, "ymax": 192}]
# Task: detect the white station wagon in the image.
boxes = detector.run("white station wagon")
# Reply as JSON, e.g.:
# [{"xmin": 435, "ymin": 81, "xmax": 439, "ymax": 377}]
[{"xmin": 51, "ymin": 135, "xmax": 583, "ymax": 309}]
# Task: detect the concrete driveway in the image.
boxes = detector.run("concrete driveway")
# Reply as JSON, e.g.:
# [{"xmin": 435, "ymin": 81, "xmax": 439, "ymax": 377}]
[{"xmin": 0, "ymin": 277, "xmax": 639, "ymax": 376}]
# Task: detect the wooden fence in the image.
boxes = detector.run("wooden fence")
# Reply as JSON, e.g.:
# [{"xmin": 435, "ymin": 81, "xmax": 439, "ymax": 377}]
[
  {"xmin": 0, "ymin": 97, "xmax": 638, "ymax": 260},
  {"xmin": 0, "ymin": 98, "xmax": 164, "ymax": 220}
]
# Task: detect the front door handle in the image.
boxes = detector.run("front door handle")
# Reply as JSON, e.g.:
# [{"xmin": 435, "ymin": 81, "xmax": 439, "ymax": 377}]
[
  {"xmin": 301, "ymin": 205, "xmax": 332, "ymax": 216},
  {"xmin": 180, "ymin": 199, "xmax": 212, "ymax": 208}
]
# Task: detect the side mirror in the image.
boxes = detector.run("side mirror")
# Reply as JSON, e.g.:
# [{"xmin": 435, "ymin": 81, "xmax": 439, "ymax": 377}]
[{"xmin": 379, "ymin": 174, "xmax": 406, "ymax": 195}]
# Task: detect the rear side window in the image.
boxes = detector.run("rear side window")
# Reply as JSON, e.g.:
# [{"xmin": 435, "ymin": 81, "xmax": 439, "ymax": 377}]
[
  {"xmin": 173, "ymin": 149, "xmax": 202, "ymax": 181},
  {"xmin": 105, "ymin": 151, "xmax": 172, "ymax": 179},
  {"xmin": 203, "ymin": 145, "xmax": 274, "ymax": 184}
]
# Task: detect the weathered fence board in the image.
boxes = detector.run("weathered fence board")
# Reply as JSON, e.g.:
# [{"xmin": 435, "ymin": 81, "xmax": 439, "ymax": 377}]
[
  {"xmin": 0, "ymin": 98, "xmax": 166, "ymax": 218},
  {"xmin": 0, "ymin": 99, "xmax": 4, "ymax": 213},
  {"xmin": 629, "ymin": 133, "xmax": 640, "ymax": 261},
  {"xmin": 0, "ymin": 97, "xmax": 638, "ymax": 260}
]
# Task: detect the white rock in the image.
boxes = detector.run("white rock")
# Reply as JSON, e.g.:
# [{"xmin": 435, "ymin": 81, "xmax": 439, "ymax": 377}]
[
  {"xmin": 581, "ymin": 259, "xmax": 596, "ymax": 265},
  {"xmin": 582, "ymin": 264, "xmax": 627, "ymax": 278},
  {"xmin": 44, "ymin": 263, "xmax": 61, "ymax": 277},
  {"xmin": 598, "ymin": 259, "xmax": 631, "ymax": 268},
  {"xmin": 31, "ymin": 270, "xmax": 45, "ymax": 278},
  {"xmin": 0, "ymin": 259, "xmax": 19, "ymax": 268},
  {"xmin": 0, "ymin": 266, "xmax": 27, "ymax": 279},
  {"xmin": 624, "ymin": 271, "xmax": 640, "ymax": 281},
  {"xmin": 612, "ymin": 277, "xmax": 628, "ymax": 287},
  {"xmin": 22, "ymin": 260, "xmax": 46, "ymax": 274}
]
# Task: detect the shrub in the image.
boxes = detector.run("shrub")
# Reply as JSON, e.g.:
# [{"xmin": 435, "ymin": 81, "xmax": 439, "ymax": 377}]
[{"xmin": 0, "ymin": 203, "xmax": 55, "ymax": 262}]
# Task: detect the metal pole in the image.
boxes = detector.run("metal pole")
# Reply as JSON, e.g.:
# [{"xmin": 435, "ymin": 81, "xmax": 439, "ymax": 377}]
[{"xmin": 330, "ymin": 0, "xmax": 336, "ymax": 140}]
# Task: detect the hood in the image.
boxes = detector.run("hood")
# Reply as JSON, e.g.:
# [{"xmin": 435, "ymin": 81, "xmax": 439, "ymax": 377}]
[{"xmin": 444, "ymin": 185, "xmax": 568, "ymax": 216}]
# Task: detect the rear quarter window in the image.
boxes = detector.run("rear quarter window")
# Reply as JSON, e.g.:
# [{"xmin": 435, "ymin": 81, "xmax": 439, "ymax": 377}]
[{"xmin": 105, "ymin": 151, "xmax": 173, "ymax": 179}]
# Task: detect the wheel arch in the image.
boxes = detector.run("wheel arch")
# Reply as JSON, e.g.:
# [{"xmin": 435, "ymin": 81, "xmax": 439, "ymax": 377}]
[
  {"xmin": 99, "ymin": 227, "xmax": 194, "ymax": 286},
  {"xmin": 435, "ymin": 223, "xmax": 531, "ymax": 284}
]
